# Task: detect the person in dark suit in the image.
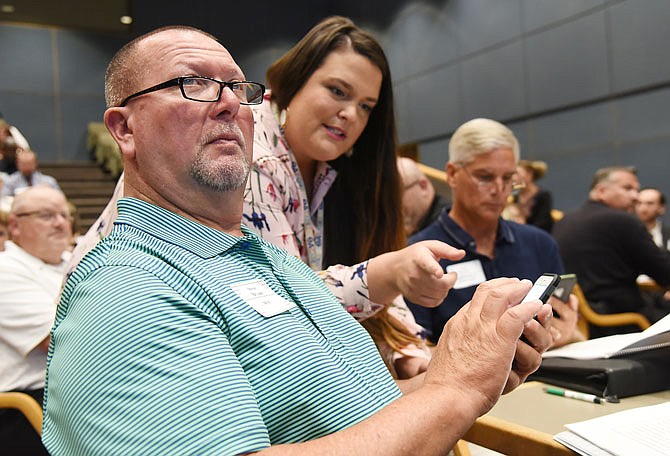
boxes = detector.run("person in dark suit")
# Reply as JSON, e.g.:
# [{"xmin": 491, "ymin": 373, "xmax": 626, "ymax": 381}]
[{"xmin": 554, "ymin": 167, "xmax": 670, "ymax": 336}]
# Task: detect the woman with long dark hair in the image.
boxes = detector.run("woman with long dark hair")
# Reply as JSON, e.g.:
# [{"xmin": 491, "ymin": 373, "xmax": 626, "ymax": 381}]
[{"xmin": 244, "ymin": 17, "xmax": 461, "ymax": 377}]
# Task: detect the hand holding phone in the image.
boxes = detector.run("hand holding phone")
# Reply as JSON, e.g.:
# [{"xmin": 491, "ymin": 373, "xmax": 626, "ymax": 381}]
[
  {"xmin": 521, "ymin": 273, "xmax": 561, "ymax": 304},
  {"xmin": 552, "ymin": 273, "xmax": 577, "ymax": 303},
  {"xmin": 520, "ymin": 273, "xmax": 560, "ymax": 344}
]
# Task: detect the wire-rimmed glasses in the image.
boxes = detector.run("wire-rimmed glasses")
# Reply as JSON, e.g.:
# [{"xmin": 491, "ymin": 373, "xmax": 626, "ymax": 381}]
[{"xmin": 457, "ymin": 163, "xmax": 525, "ymax": 193}]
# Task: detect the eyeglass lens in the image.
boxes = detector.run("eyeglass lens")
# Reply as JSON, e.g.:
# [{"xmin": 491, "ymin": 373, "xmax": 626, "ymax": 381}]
[{"xmin": 182, "ymin": 78, "xmax": 263, "ymax": 104}]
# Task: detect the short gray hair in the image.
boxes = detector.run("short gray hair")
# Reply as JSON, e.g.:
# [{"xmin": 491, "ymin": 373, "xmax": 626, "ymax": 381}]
[
  {"xmin": 589, "ymin": 166, "xmax": 637, "ymax": 191},
  {"xmin": 448, "ymin": 118, "xmax": 520, "ymax": 164}
]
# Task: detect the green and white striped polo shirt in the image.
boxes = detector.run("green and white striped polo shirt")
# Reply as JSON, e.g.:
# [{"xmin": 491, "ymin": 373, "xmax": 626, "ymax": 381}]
[{"xmin": 43, "ymin": 197, "xmax": 400, "ymax": 456}]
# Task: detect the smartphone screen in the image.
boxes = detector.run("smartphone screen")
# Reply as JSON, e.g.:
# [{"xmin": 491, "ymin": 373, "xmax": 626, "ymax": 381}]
[
  {"xmin": 521, "ymin": 273, "xmax": 561, "ymax": 304},
  {"xmin": 520, "ymin": 273, "xmax": 561, "ymax": 344}
]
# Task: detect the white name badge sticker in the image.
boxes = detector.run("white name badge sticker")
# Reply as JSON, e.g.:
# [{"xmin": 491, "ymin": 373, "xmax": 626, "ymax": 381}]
[
  {"xmin": 447, "ymin": 259, "xmax": 486, "ymax": 289},
  {"xmin": 230, "ymin": 279, "xmax": 296, "ymax": 317}
]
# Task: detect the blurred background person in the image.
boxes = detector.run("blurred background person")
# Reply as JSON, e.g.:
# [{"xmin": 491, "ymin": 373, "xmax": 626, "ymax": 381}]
[
  {"xmin": 397, "ymin": 156, "xmax": 448, "ymax": 236},
  {"xmin": 635, "ymin": 187, "xmax": 670, "ymax": 310},
  {"xmin": 0, "ymin": 136, "xmax": 20, "ymax": 175},
  {"xmin": 0, "ymin": 186, "xmax": 71, "ymax": 455},
  {"xmin": 554, "ymin": 166, "xmax": 670, "ymax": 336},
  {"xmin": 0, "ymin": 209, "xmax": 8, "ymax": 251},
  {"xmin": 406, "ymin": 118, "xmax": 580, "ymax": 348},
  {"xmin": 0, "ymin": 116, "xmax": 30, "ymax": 150},
  {"xmin": 636, "ymin": 187, "xmax": 669, "ymax": 251},
  {"xmin": 1, "ymin": 149, "xmax": 61, "ymax": 198},
  {"xmin": 515, "ymin": 159, "xmax": 554, "ymax": 232}
]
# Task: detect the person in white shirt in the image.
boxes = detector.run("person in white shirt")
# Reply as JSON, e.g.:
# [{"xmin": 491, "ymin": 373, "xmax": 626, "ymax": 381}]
[
  {"xmin": 0, "ymin": 186, "xmax": 71, "ymax": 455},
  {"xmin": 636, "ymin": 187, "xmax": 670, "ymax": 251}
]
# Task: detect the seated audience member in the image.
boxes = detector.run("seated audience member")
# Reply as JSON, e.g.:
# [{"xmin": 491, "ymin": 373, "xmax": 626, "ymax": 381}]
[
  {"xmin": 407, "ymin": 118, "xmax": 580, "ymax": 347},
  {"xmin": 64, "ymin": 18, "xmax": 458, "ymax": 380},
  {"xmin": 0, "ymin": 117, "xmax": 30, "ymax": 150},
  {"xmin": 1, "ymin": 149, "xmax": 61, "ymax": 197},
  {"xmin": 0, "ymin": 209, "xmax": 8, "ymax": 251},
  {"xmin": 554, "ymin": 167, "xmax": 670, "ymax": 336},
  {"xmin": 0, "ymin": 136, "xmax": 20, "ymax": 175},
  {"xmin": 397, "ymin": 156, "xmax": 448, "ymax": 236},
  {"xmin": 501, "ymin": 199, "xmax": 526, "ymax": 224},
  {"xmin": 634, "ymin": 187, "xmax": 670, "ymax": 309},
  {"xmin": 43, "ymin": 26, "xmax": 553, "ymax": 455},
  {"xmin": 515, "ymin": 159, "xmax": 554, "ymax": 232},
  {"xmin": 635, "ymin": 187, "xmax": 670, "ymax": 251},
  {"xmin": 0, "ymin": 186, "xmax": 72, "ymax": 455}
]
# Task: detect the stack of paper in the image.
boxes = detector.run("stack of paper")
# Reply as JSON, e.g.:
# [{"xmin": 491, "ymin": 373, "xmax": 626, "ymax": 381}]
[
  {"xmin": 543, "ymin": 313, "xmax": 670, "ymax": 360},
  {"xmin": 554, "ymin": 401, "xmax": 670, "ymax": 455}
]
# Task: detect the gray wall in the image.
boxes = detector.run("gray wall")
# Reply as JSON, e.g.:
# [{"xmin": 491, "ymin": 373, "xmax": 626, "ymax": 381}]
[
  {"xmin": 1, "ymin": 0, "xmax": 669, "ymax": 218},
  {"xmin": 0, "ymin": 24, "xmax": 124, "ymax": 162},
  {"xmin": 377, "ymin": 0, "xmax": 670, "ymax": 214}
]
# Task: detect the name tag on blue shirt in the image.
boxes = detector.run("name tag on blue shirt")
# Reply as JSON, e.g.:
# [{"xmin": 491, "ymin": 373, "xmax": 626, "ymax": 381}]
[
  {"xmin": 230, "ymin": 279, "xmax": 297, "ymax": 317},
  {"xmin": 447, "ymin": 259, "xmax": 486, "ymax": 289}
]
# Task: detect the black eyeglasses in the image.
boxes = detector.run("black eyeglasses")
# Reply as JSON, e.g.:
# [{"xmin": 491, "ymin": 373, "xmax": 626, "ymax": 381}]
[{"xmin": 119, "ymin": 76, "xmax": 265, "ymax": 107}]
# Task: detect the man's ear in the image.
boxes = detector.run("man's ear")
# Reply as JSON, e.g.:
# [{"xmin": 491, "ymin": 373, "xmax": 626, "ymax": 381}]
[
  {"xmin": 104, "ymin": 108, "xmax": 135, "ymax": 159},
  {"xmin": 7, "ymin": 214, "xmax": 19, "ymax": 239},
  {"xmin": 445, "ymin": 162, "xmax": 458, "ymax": 187}
]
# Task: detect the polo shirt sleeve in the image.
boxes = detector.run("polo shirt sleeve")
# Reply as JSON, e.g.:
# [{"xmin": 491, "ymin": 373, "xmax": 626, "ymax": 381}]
[
  {"xmin": 43, "ymin": 265, "xmax": 270, "ymax": 456},
  {"xmin": 0, "ymin": 262, "xmax": 56, "ymax": 356}
]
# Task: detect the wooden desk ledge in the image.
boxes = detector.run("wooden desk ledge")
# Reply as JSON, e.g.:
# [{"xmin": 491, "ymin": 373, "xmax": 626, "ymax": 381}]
[{"xmin": 463, "ymin": 415, "xmax": 575, "ymax": 456}]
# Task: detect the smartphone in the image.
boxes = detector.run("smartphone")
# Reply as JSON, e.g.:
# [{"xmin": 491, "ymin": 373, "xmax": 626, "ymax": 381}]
[
  {"xmin": 552, "ymin": 273, "xmax": 577, "ymax": 303},
  {"xmin": 521, "ymin": 273, "xmax": 561, "ymax": 304},
  {"xmin": 520, "ymin": 273, "xmax": 561, "ymax": 344}
]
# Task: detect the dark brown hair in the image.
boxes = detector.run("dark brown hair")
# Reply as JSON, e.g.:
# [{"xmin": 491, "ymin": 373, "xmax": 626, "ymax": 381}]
[{"xmin": 267, "ymin": 16, "xmax": 405, "ymax": 265}]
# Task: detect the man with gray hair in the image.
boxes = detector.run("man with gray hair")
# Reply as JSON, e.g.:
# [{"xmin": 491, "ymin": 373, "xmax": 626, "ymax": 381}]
[
  {"xmin": 554, "ymin": 166, "xmax": 670, "ymax": 335},
  {"xmin": 407, "ymin": 118, "xmax": 579, "ymax": 347}
]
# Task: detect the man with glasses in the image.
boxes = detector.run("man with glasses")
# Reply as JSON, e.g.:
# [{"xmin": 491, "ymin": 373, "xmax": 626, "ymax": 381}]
[
  {"xmin": 0, "ymin": 186, "xmax": 71, "ymax": 455},
  {"xmin": 406, "ymin": 118, "xmax": 579, "ymax": 347},
  {"xmin": 43, "ymin": 27, "xmax": 553, "ymax": 455}
]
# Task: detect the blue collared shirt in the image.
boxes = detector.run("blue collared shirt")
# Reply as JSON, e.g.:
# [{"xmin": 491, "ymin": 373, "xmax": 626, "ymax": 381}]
[{"xmin": 407, "ymin": 207, "xmax": 563, "ymax": 342}]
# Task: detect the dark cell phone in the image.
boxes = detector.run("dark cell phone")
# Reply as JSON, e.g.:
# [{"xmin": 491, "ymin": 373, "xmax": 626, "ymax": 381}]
[
  {"xmin": 552, "ymin": 273, "xmax": 577, "ymax": 303},
  {"xmin": 521, "ymin": 273, "xmax": 561, "ymax": 304}
]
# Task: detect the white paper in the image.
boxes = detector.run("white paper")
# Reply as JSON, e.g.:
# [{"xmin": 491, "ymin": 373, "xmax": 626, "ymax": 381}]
[
  {"xmin": 543, "ymin": 313, "xmax": 670, "ymax": 360},
  {"xmin": 554, "ymin": 431, "xmax": 614, "ymax": 456},
  {"xmin": 556, "ymin": 401, "xmax": 670, "ymax": 456},
  {"xmin": 446, "ymin": 259, "xmax": 486, "ymax": 289},
  {"xmin": 230, "ymin": 279, "xmax": 296, "ymax": 317}
]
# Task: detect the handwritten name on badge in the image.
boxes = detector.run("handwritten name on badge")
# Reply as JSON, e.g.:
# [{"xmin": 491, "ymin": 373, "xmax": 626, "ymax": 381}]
[
  {"xmin": 447, "ymin": 259, "xmax": 486, "ymax": 289},
  {"xmin": 230, "ymin": 279, "xmax": 296, "ymax": 317}
]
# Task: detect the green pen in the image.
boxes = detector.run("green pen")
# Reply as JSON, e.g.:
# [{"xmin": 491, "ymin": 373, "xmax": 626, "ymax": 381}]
[{"xmin": 543, "ymin": 387, "xmax": 604, "ymax": 404}]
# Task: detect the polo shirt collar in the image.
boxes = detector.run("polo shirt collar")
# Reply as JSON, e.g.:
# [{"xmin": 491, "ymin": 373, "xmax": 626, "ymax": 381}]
[
  {"xmin": 437, "ymin": 207, "xmax": 516, "ymax": 251},
  {"xmin": 115, "ymin": 197, "xmax": 256, "ymax": 259}
]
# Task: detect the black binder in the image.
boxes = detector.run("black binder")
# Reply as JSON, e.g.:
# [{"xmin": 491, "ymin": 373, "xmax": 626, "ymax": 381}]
[{"xmin": 529, "ymin": 346, "xmax": 670, "ymax": 398}]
